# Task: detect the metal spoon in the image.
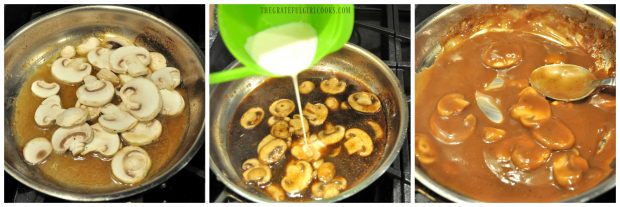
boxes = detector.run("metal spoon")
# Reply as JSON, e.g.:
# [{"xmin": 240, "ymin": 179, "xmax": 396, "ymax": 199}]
[{"xmin": 529, "ymin": 64, "xmax": 615, "ymax": 101}]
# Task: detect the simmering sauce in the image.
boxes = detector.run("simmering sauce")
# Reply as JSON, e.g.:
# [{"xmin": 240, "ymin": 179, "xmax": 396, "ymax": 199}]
[
  {"xmin": 416, "ymin": 28, "xmax": 615, "ymax": 201},
  {"xmin": 12, "ymin": 53, "xmax": 189, "ymax": 192}
]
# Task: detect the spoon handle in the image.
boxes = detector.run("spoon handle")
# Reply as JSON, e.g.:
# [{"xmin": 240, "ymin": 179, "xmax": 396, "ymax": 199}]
[{"xmin": 598, "ymin": 77, "xmax": 615, "ymax": 88}]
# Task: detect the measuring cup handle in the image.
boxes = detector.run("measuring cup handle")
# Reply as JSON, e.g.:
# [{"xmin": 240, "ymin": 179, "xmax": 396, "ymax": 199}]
[{"xmin": 209, "ymin": 67, "xmax": 260, "ymax": 84}]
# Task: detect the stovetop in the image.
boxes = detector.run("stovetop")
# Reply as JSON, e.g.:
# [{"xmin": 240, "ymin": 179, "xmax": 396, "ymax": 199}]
[
  {"xmin": 4, "ymin": 5, "xmax": 205, "ymax": 203},
  {"xmin": 209, "ymin": 4, "xmax": 411, "ymax": 203},
  {"xmin": 413, "ymin": 4, "xmax": 616, "ymax": 203}
]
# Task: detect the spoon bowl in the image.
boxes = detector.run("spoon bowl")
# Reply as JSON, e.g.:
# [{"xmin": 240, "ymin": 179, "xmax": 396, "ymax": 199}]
[{"xmin": 529, "ymin": 64, "xmax": 614, "ymax": 101}]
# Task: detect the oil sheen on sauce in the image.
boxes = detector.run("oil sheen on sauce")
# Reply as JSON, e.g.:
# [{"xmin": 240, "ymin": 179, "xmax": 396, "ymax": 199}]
[
  {"xmin": 12, "ymin": 54, "xmax": 189, "ymax": 192},
  {"xmin": 415, "ymin": 31, "xmax": 615, "ymax": 202},
  {"xmin": 229, "ymin": 70, "xmax": 388, "ymax": 201}
]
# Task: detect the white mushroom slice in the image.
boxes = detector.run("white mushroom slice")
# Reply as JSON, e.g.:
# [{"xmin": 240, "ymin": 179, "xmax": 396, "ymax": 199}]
[
  {"xmin": 258, "ymin": 138, "xmax": 288, "ymax": 164},
  {"xmin": 150, "ymin": 67, "xmax": 181, "ymax": 89},
  {"xmin": 51, "ymin": 123, "xmax": 93, "ymax": 155},
  {"xmin": 325, "ymin": 97, "xmax": 339, "ymax": 111},
  {"xmin": 111, "ymin": 146, "xmax": 152, "ymax": 184},
  {"xmin": 320, "ymin": 77, "xmax": 346, "ymax": 94},
  {"xmin": 348, "ymin": 92, "xmax": 381, "ymax": 113},
  {"xmin": 119, "ymin": 78, "xmax": 162, "ymax": 121},
  {"xmin": 269, "ymin": 99, "xmax": 295, "ymax": 117},
  {"xmin": 87, "ymin": 47, "xmax": 112, "ymax": 69},
  {"xmin": 60, "ymin": 45, "xmax": 76, "ymax": 58},
  {"xmin": 149, "ymin": 52, "xmax": 167, "ymax": 71},
  {"xmin": 270, "ymin": 120, "xmax": 291, "ymax": 139},
  {"xmin": 267, "ymin": 116, "xmax": 290, "ymax": 127},
  {"xmin": 242, "ymin": 159, "xmax": 272, "ymax": 185},
  {"xmin": 288, "ymin": 115, "xmax": 309, "ymax": 137},
  {"xmin": 316, "ymin": 162, "xmax": 336, "ymax": 182},
  {"xmin": 81, "ymin": 124, "xmax": 121, "ymax": 157},
  {"xmin": 343, "ymin": 128, "xmax": 374, "ymax": 157},
  {"xmin": 366, "ymin": 120, "xmax": 384, "ymax": 140},
  {"xmin": 299, "ymin": 81, "xmax": 315, "ymax": 94},
  {"xmin": 241, "ymin": 107, "xmax": 265, "ymax": 129},
  {"xmin": 303, "ymin": 102, "xmax": 328, "ymax": 126},
  {"xmin": 104, "ymin": 36, "xmax": 134, "ymax": 48},
  {"xmin": 318, "ymin": 123, "xmax": 345, "ymax": 145},
  {"xmin": 109, "ymin": 46, "xmax": 151, "ymax": 76},
  {"xmin": 98, "ymin": 104, "xmax": 138, "ymax": 133},
  {"xmin": 76, "ymin": 37, "xmax": 100, "ymax": 55},
  {"xmin": 159, "ymin": 89, "xmax": 185, "ymax": 116},
  {"xmin": 119, "ymin": 74, "xmax": 135, "ymax": 85},
  {"xmin": 34, "ymin": 95, "xmax": 65, "ymax": 127},
  {"xmin": 96, "ymin": 69, "xmax": 121, "ymax": 86},
  {"xmin": 311, "ymin": 176, "xmax": 347, "ymax": 199},
  {"xmin": 55, "ymin": 107, "xmax": 88, "ymax": 127},
  {"xmin": 22, "ymin": 137, "xmax": 52, "ymax": 165},
  {"xmin": 31, "ymin": 80, "xmax": 60, "ymax": 98},
  {"xmin": 51, "ymin": 58, "xmax": 92, "ymax": 84},
  {"xmin": 265, "ymin": 184, "xmax": 286, "ymax": 201},
  {"xmin": 121, "ymin": 120, "xmax": 163, "ymax": 146},
  {"xmin": 281, "ymin": 160, "xmax": 314, "ymax": 194},
  {"xmin": 76, "ymin": 75, "xmax": 115, "ymax": 107},
  {"xmin": 75, "ymin": 101, "xmax": 101, "ymax": 121}
]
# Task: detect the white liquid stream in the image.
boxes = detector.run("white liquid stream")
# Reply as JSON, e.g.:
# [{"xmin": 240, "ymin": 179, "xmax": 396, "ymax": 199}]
[{"xmin": 245, "ymin": 22, "xmax": 318, "ymax": 146}]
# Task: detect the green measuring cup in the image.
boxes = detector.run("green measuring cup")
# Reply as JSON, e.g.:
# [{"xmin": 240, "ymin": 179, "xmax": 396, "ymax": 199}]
[{"xmin": 209, "ymin": 4, "xmax": 354, "ymax": 84}]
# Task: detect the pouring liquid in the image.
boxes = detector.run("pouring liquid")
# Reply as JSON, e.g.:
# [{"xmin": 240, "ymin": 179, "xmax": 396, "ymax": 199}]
[{"xmin": 245, "ymin": 22, "xmax": 318, "ymax": 145}]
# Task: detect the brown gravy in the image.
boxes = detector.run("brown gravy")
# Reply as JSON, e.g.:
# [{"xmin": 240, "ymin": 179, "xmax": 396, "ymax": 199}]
[
  {"xmin": 415, "ymin": 29, "xmax": 615, "ymax": 202},
  {"xmin": 229, "ymin": 70, "xmax": 388, "ymax": 201},
  {"xmin": 12, "ymin": 55, "xmax": 189, "ymax": 192}
]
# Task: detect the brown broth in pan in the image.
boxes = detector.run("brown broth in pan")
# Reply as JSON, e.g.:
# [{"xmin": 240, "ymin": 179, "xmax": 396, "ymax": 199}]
[
  {"xmin": 12, "ymin": 52, "xmax": 189, "ymax": 192},
  {"xmin": 228, "ymin": 70, "xmax": 388, "ymax": 201}
]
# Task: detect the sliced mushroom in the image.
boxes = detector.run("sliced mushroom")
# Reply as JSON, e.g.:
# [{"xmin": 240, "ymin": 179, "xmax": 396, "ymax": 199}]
[
  {"xmin": 343, "ymin": 128, "xmax": 374, "ymax": 157},
  {"xmin": 51, "ymin": 123, "xmax": 93, "ymax": 155},
  {"xmin": 328, "ymin": 146, "xmax": 341, "ymax": 158},
  {"xmin": 76, "ymin": 75, "xmax": 115, "ymax": 107},
  {"xmin": 271, "ymin": 120, "xmax": 291, "ymax": 139},
  {"xmin": 265, "ymin": 184, "xmax": 286, "ymax": 201},
  {"xmin": 303, "ymin": 102, "xmax": 328, "ymax": 126},
  {"xmin": 340, "ymin": 102, "xmax": 350, "ymax": 110},
  {"xmin": 429, "ymin": 113, "xmax": 477, "ymax": 145},
  {"xmin": 96, "ymin": 69, "xmax": 121, "ymax": 86},
  {"xmin": 325, "ymin": 97, "xmax": 339, "ymax": 111},
  {"xmin": 104, "ymin": 36, "xmax": 134, "ymax": 49},
  {"xmin": 482, "ymin": 127, "xmax": 506, "ymax": 143},
  {"xmin": 511, "ymin": 135, "xmax": 551, "ymax": 171},
  {"xmin": 436, "ymin": 93, "xmax": 470, "ymax": 116},
  {"xmin": 31, "ymin": 80, "xmax": 60, "ymax": 98},
  {"xmin": 60, "ymin": 45, "xmax": 76, "ymax": 58},
  {"xmin": 481, "ymin": 42, "xmax": 523, "ymax": 70},
  {"xmin": 269, "ymin": 99, "xmax": 295, "ymax": 117},
  {"xmin": 281, "ymin": 160, "xmax": 314, "ymax": 194},
  {"xmin": 552, "ymin": 151, "xmax": 589, "ymax": 189},
  {"xmin": 311, "ymin": 176, "xmax": 347, "ymax": 199},
  {"xmin": 288, "ymin": 115, "xmax": 308, "ymax": 137},
  {"xmin": 348, "ymin": 92, "xmax": 381, "ymax": 113},
  {"xmin": 98, "ymin": 104, "xmax": 138, "ymax": 133},
  {"xmin": 258, "ymin": 137, "xmax": 288, "ymax": 164},
  {"xmin": 111, "ymin": 146, "xmax": 152, "ymax": 184},
  {"xmin": 312, "ymin": 159, "xmax": 325, "ymax": 169},
  {"xmin": 34, "ymin": 95, "xmax": 65, "ymax": 127},
  {"xmin": 257, "ymin": 135, "xmax": 277, "ymax": 153},
  {"xmin": 320, "ymin": 77, "xmax": 346, "ymax": 94},
  {"xmin": 55, "ymin": 107, "xmax": 88, "ymax": 127},
  {"xmin": 241, "ymin": 107, "xmax": 265, "ymax": 129},
  {"xmin": 159, "ymin": 89, "xmax": 185, "ymax": 116},
  {"xmin": 75, "ymin": 101, "xmax": 101, "ymax": 121},
  {"xmin": 291, "ymin": 134, "xmax": 326, "ymax": 161},
  {"xmin": 119, "ymin": 78, "xmax": 162, "ymax": 121},
  {"xmin": 317, "ymin": 123, "xmax": 345, "ymax": 145},
  {"xmin": 366, "ymin": 121, "xmax": 384, "ymax": 140},
  {"xmin": 81, "ymin": 123, "xmax": 121, "ymax": 157},
  {"xmin": 242, "ymin": 158, "xmax": 272, "ymax": 185},
  {"xmin": 51, "ymin": 57, "xmax": 92, "ymax": 84},
  {"xmin": 268, "ymin": 116, "xmax": 290, "ymax": 126},
  {"xmin": 121, "ymin": 120, "xmax": 163, "ymax": 146},
  {"xmin": 119, "ymin": 74, "xmax": 135, "ymax": 84},
  {"xmin": 23, "ymin": 137, "xmax": 52, "ymax": 165},
  {"xmin": 87, "ymin": 47, "xmax": 112, "ymax": 69},
  {"xmin": 531, "ymin": 118, "xmax": 575, "ymax": 150},
  {"xmin": 317, "ymin": 162, "xmax": 336, "ymax": 182},
  {"xmin": 415, "ymin": 133, "xmax": 438, "ymax": 164},
  {"xmin": 76, "ymin": 37, "xmax": 100, "ymax": 55},
  {"xmin": 299, "ymin": 81, "xmax": 315, "ymax": 94},
  {"xmin": 150, "ymin": 67, "xmax": 181, "ymax": 90},
  {"xmin": 510, "ymin": 87, "xmax": 551, "ymax": 128},
  {"xmin": 109, "ymin": 46, "xmax": 151, "ymax": 76},
  {"xmin": 149, "ymin": 52, "xmax": 167, "ymax": 71}
]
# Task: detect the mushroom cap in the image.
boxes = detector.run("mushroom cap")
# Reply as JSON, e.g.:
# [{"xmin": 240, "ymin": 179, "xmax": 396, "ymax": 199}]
[
  {"xmin": 241, "ymin": 107, "xmax": 265, "ymax": 129},
  {"xmin": 258, "ymin": 137, "xmax": 288, "ymax": 164},
  {"xmin": 149, "ymin": 52, "xmax": 167, "ymax": 71},
  {"xmin": 31, "ymin": 80, "xmax": 60, "ymax": 98},
  {"xmin": 98, "ymin": 104, "xmax": 138, "ymax": 133},
  {"xmin": 109, "ymin": 46, "xmax": 151, "ymax": 76},
  {"xmin": 265, "ymin": 184, "xmax": 286, "ymax": 201},
  {"xmin": 111, "ymin": 146, "xmax": 152, "ymax": 184},
  {"xmin": 51, "ymin": 123, "xmax": 94, "ymax": 155},
  {"xmin": 242, "ymin": 158, "xmax": 261, "ymax": 171},
  {"xmin": 437, "ymin": 93, "xmax": 470, "ymax": 117},
  {"xmin": 348, "ymin": 92, "xmax": 382, "ymax": 113},
  {"xmin": 270, "ymin": 120, "xmax": 291, "ymax": 139},
  {"xmin": 55, "ymin": 107, "xmax": 88, "ymax": 127},
  {"xmin": 269, "ymin": 99, "xmax": 295, "ymax": 117},
  {"xmin": 75, "ymin": 101, "xmax": 101, "ymax": 121},
  {"xmin": 150, "ymin": 67, "xmax": 181, "ymax": 90},
  {"xmin": 429, "ymin": 113, "xmax": 477, "ymax": 145},
  {"xmin": 316, "ymin": 162, "xmax": 336, "ymax": 182},
  {"xmin": 482, "ymin": 127, "xmax": 506, "ymax": 143},
  {"xmin": 311, "ymin": 176, "xmax": 347, "ymax": 200},
  {"xmin": 552, "ymin": 151, "xmax": 589, "ymax": 189},
  {"xmin": 242, "ymin": 163, "xmax": 272, "ymax": 185},
  {"xmin": 317, "ymin": 123, "xmax": 345, "ymax": 145},
  {"xmin": 87, "ymin": 47, "xmax": 112, "ymax": 69},
  {"xmin": 288, "ymin": 114, "xmax": 309, "ymax": 137},
  {"xmin": 481, "ymin": 42, "xmax": 523, "ymax": 70},
  {"xmin": 510, "ymin": 87, "xmax": 551, "ymax": 127},
  {"xmin": 268, "ymin": 115, "xmax": 290, "ymax": 127},
  {"xmin": 82, "ymin": 123, "xmax": 121, "ymax": 157},
  {"xmin": 76, "ymin": 37, "xmax": 100, "ymax": 55},
  {"xmin": 23, "ymin": 137, "xmax": 52, "ymax": 165},
  {"xmin": 343, "ymin": 128, "xmax": 374, "ymax": 157},
  {"xmin": 159, "ymin": 89, "xmax": 185, "ymax": 116},
  {"xmin": 51, "ymin": 57, "xmax": 92, "ymax": 84},
  {"xmin": 299, "ymin": 81, "xmax": 315, "ymax": 94},
  {"xmin": 96, "ymin": 69, "xmax": 121, "ymax": 86},
  {"xmin": 119, "ymin": 74, "xmax": 135, "ymax": 85},
  {"xmin": 320, "ymin": 77, "xmax": 346, "ymax": 94},
  {"xmin": 325, "ymin": 96, "xmax": 339, "ymax": 111},
  {"xmin": 76, "ymin": 75, "xmax": 115, "ymax": 107},
  {"xmin": 60, "ymin": 45, "xmax": 76, "ymax": 58},
  {"xmin": 366, "ymin": 120, "xmax": 384, "ymax": 140},
  {"xmin": 531, "ymin": 118, "xmax": 575, "ymax": 150},
  {"xmin": 104, "ymin": 36, "xmax": 134, "ymax": 49},
  {"xmin": 34, "ymin": 95, "xmax": 65, "ymax": 127},
  {"xmin": 121, "ymin": 120, "xmax": 163, "ymax": 146},
  {"xmin": 511, "ymin": 135, "xmax": 551, "ymax": 171},
  {"xmin": 119, "ymin": 78, "xmax": 162, "ymax": 121},
  {"xmin": 281, "ymin": 160, "xmax": 314, "ymax": 194},
  {"xmin": 303, "ymin": 102, "xmax": 328, "ymax": 126},
  {"xmin": 415, "ymin": 133, "xmax": 438, "ymax": 164}
]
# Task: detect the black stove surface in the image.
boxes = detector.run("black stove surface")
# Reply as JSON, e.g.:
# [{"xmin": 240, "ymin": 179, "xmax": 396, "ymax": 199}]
[
  {"xmin": 413, "ymin": 4, "xmax": 616, "ymax": 203},
  {"xmin": 4, "ymin": 4, "xmax": 205, "ymax": 203},
  {"xmin": 209, "ymin": 4, "xmax": 411, "ymax": 203}
]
